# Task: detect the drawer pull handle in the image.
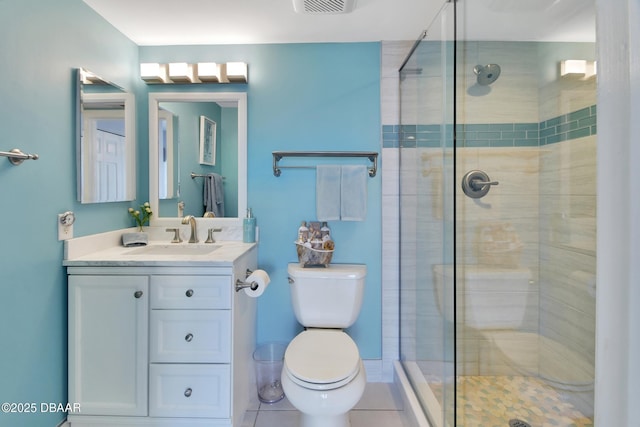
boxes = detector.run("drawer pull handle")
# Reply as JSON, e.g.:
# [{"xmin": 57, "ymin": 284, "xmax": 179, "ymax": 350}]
[
  {"xmin": 184, "ymin": 388, "xmax": 192, "ymax": 397},
  {"xmin": 185, "ymin": 333, "xmax": 194, "ymax": 342},
  {"xmin": 134, "ymin": 290, "xmax": 143, "ymax": 299},
  {"xmin": 185, "ymin": 289, "xmax": 194, "ymax": 297}
]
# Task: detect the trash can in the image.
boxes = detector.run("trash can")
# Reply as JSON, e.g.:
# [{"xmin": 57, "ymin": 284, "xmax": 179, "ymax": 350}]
[{"xmin": 253, "ymin": 342, "xmax": 286, "ymax": 404}]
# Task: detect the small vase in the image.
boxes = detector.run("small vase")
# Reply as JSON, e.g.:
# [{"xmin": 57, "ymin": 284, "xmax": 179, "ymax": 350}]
[{"xmin": 122, "ymin": 231, "xmax": 148, "ymax": 247}]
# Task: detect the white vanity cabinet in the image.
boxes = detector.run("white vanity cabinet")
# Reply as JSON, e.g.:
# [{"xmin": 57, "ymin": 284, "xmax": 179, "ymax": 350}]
[
  {"xmin": 66, "ymin": 245, "xmax": 257, "ymax": 427},
  {"xmin": 68, "ymin": 275, "xmax": 149, "ymax": 416}
]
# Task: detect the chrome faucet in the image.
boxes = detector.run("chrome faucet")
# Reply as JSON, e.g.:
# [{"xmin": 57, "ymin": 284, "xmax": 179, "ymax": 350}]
[{"xmin": 181, "ymin": 215, "xmax": 198, "ymax": 243}]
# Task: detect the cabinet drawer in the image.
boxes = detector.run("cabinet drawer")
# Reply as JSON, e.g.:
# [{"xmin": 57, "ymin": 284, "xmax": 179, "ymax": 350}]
[
  {"xmin": 149, "ymin": 364, "xmax": 230, "ymax": 418},
  {"xmin": 150, "ymin": 275, "xmax": 231, "ymax": 309},
  {"xmin": 150, "ymin": 310, "xmax": 230, "ymax": 363}
]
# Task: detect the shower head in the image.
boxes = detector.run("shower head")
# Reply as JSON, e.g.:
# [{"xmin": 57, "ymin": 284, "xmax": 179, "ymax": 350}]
[{"xmin": 474, "ymin": 64, "xmax": 501, "ymax": 85}]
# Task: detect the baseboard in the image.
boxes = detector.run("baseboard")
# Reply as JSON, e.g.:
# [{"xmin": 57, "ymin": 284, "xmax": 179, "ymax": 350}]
[
  {"xmin": 363, "ymin": 358, "xmax": 397, "ymax": 382},
  {"xmin": 363, "ymin": 359, "xmax": 382, "ymax": 382}
]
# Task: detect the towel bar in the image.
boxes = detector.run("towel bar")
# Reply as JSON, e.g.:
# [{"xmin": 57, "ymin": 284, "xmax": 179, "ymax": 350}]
[
  {"xmin": 272, "ymin": 151, "xmax": 378, "ymax": 177},
  {"xmin": 190, "ymin": 172, "xmax": 225, "ymax": 180},
  {"xmin": 1, "ymin": 148, "xmax": 39, "ymax": 166}
]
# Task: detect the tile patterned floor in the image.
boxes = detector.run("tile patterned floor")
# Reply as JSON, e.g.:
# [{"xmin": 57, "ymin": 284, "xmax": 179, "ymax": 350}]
[
  {"xmin": 241, "ymin": 377, "xmax": 594, "ymax": 427},
  {"xmin": 240, "ymin": 382, "xmax": 411, "ymax": 427},
  {"xmin": 456, "ymin": 376, "xmax": 594, "ymax": 427}
]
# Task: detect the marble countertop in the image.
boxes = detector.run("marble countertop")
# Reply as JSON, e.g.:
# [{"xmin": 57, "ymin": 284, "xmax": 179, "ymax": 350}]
[{"xmin": 63, "ymin": 227, "xmax": 256, "ymax": 267}]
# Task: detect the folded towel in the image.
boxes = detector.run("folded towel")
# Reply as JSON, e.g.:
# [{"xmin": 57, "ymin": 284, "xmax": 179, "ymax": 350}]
[
  {"xmin": 340, "ymin": 165, "xmax": 367, "ymax": 221},
  {"xmin": 316, "ymin": 165, "xmax": 341, "ymax": 221},
  {"xmin": 204, "ymin": 173, "xmax": 225, "ymax": 217}
]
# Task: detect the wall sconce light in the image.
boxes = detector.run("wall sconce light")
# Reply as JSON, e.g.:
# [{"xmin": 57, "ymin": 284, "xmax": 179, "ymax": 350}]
[
  {"xmin": 140, "ymin": 62, "xmax": 248, "ymax": 84},
  {"xmin": 560, "ymin": 60, "xmax": 597, "ymax": 79}
]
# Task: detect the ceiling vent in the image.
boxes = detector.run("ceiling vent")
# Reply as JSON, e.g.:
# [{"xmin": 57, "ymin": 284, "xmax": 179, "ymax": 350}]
[{"xmin": 293, "ymin": 0, "xmax": 357, "ymax": 14}]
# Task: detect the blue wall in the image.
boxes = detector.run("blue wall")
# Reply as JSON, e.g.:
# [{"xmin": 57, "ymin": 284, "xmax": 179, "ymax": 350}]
[
  {"xmin": 141, "ymin": 43, "xmax": 383, "ymax": 358},
  {"xmin": 0, "ymin": 1, "xmax": 140, "ymax": 426}
]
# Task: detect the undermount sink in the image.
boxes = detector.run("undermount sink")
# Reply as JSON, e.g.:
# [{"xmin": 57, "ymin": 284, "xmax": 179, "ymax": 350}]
[{"xmin": 124, "ymin": 244, "xmax": 221, "ymax": 256}]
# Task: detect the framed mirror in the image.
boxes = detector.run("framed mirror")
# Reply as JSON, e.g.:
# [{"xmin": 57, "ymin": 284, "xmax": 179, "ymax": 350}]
[
  {"xmin": 76, "ymin": 68, "xmax": 136, "ymax": 203},
  {"xmin": 148, "ymin": 92, "xmax": 247, "ymax": 224}
]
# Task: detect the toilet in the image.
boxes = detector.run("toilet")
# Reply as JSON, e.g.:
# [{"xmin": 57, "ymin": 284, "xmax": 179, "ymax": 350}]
[{"xmin": 282, "ymin": 263, "xmax": 367, "ymax": 427}]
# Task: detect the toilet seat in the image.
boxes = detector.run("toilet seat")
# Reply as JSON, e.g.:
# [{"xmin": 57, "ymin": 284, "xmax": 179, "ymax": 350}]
[{"xmin": 284, "ymin": 329, "xmax": 360, "ymax": 391}]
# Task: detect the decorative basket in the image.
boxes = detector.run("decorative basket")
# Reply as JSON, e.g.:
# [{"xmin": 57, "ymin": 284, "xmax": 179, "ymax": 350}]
[{"xmin": 295, "ymin": 243, "xmax": 334, "ymax": 267}]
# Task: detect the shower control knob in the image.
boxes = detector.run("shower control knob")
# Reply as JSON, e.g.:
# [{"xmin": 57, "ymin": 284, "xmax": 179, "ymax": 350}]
[{"xmin": 462, "ymin": 170, "xmax": 499, "ymax": 199}]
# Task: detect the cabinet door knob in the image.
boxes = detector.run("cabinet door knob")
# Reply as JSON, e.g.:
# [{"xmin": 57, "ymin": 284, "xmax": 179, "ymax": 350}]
[
  {"xmin": 185, "ymin": 289, "xmax": 194, "ymax": 297},
  {"xmin": 134, "ymin": 290, "xmax": 143, "ymax": 299},
  {"xmin": 185, "ymin": 333, "xmax": 194, "ymax": 342},
  {"xmin": 184, "ymin": 388, "xmax": 192, "ymax": 397}
]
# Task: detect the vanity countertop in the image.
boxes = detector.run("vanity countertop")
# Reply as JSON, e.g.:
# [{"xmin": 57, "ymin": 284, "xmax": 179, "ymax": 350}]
[{"xmin": 63, "ymin": 227, "xmax": 256, "ymax": 267}]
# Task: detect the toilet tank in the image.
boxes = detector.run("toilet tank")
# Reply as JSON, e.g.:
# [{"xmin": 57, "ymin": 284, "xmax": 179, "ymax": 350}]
[
  {"xmin": 287, "ymin": 263, "xmax": 366, "ymax": 328},
  {"xmin": 433, "ymin": 264, "xmax": 532, "ymax": 329}
]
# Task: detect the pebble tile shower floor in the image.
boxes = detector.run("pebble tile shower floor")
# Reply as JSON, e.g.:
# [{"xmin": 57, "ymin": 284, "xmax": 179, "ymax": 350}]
[{"xmin": 455, "ymin": 376, "xmax": 593, "ymax": 427}]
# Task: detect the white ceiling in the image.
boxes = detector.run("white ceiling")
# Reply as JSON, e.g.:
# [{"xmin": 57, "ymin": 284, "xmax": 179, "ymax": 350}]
[
  {"xmin": 81, "ymin": 0, "xmax": 595, "ymax": 46},
  {"xmin": 81, "ymin": 0, "xmax": 442, "ymax": 46}
]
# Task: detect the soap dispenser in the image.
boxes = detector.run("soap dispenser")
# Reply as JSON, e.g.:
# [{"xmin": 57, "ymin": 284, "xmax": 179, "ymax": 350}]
[{"xmin": 243, "ymin": 208, "xmax": 256, "ymax": 243}]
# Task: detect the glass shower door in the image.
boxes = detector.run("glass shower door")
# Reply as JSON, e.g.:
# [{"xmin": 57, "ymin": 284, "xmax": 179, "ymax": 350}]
[
  {"xmin": 399, "ymin": 2, "xmax": 456, "ymax": 426},
  {"xmin": 453, "ymin": 1, "xmax": 596, "ymax": 425}
]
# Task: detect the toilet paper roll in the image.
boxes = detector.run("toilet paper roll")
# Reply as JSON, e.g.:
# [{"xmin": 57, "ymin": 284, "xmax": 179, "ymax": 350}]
[{"xmin": 244, "ymin": 269, "xmax": 271, "ymax": 297}]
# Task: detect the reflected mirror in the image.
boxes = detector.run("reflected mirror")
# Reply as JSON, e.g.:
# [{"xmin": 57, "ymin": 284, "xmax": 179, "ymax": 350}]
[
  {"xmin": 148, "ymin": 92, "xmax": 247, "ymax": 222},
  {"xmin": 76, "ymin": 68, "xmax": 136, "ymax": 203}
]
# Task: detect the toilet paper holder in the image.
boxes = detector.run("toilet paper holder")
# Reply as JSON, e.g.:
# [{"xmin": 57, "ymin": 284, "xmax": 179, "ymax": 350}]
[{"xmin": 235, "ymin": 269, "xmax": 259, "ymax": 292}]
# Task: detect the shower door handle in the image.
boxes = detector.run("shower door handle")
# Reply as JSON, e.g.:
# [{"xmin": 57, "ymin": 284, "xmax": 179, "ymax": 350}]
[{"xmin": 462, "ymin": 170, "xmax": 499, "ymax": 199}]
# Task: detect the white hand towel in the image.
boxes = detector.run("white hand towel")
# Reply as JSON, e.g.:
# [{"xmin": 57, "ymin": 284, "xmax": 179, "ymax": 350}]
[
  {"xmin": 340, "ymin": 165, "xmax": 367, "ymax": 221},
  {"xmin": 316, "ymin": 165, "xmax": 341, "ymax": 221}
]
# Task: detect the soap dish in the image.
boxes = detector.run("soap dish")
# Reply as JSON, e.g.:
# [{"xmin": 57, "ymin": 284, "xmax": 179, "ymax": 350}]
[{"xmin": 122, "ymin": 232, "xmax": 149, "ymax": 247}]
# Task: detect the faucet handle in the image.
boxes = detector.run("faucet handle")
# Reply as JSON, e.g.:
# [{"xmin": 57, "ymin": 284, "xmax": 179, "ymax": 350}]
[
  {"xmin": 166, "ymin": 228, "xmax": 183, "ymax": 243},
  {"xmin": 205, "ymin": 228, "xmax": 223, "ymax": 244}
]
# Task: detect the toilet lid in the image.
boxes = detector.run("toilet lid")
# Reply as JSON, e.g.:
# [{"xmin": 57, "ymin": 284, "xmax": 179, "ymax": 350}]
[{"xmin": 284, "ymin": 330, "xmax": 360, "ymax": 389}]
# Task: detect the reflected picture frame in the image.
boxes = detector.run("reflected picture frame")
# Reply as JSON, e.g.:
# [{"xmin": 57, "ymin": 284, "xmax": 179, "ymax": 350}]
[{"xmin": 199, "ymin": 115, "xmax": 216, "ymax": 165}]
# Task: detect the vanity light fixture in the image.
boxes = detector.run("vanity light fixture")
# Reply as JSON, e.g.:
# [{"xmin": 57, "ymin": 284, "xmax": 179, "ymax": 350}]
[
  {"xmin": 226, "ymin": 62, "xmax": 248, "ymax": 83},
  {"xmin": 168, "ymin": 62, "xmax": 196, "ymax": 83},
  {"xmin": 140, "ymin": 62, "xmax": 248, "ymax": 84},
  {"xmin": 197, "ymin": 62, "xmax": 222, "ymax": 82},
  {"xmin": 560, "ymin": 60, "xmax": 597, "ymax": 79},
  {"xmin": 141, "ymin": 63, "xmax": 169, "ymax": 83},
  {"xmin": 80, "ymin": 69, "xmax": 108, "ymax": 85}
]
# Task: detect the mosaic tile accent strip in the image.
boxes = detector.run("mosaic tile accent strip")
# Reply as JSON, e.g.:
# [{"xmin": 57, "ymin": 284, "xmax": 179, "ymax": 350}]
[
  {"xmin": 456, "ymin": 123, "xmax": 539, "ymax": 148},
  {"xmin": 539, "ymin": 105, "xmax": 597, "ymax": 146},
  {"xmin": 384, "ymin": 105, "xmax": 597, "ymax": 148}
]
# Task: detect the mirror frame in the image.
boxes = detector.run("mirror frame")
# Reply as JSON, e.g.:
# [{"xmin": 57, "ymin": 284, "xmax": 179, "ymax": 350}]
[
  {"xmin": 77, "ymin": 68, "xmax": 136, "ymax": 203},
  {"xmin": 148, "ymin": 92, "xmax": 247, "ymax": 226}
]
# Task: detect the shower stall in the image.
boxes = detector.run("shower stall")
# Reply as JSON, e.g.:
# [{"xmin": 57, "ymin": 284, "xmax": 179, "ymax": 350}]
[{"xmin": 397, "ymin": 1, "xmax": 597, "ymax": 426}]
